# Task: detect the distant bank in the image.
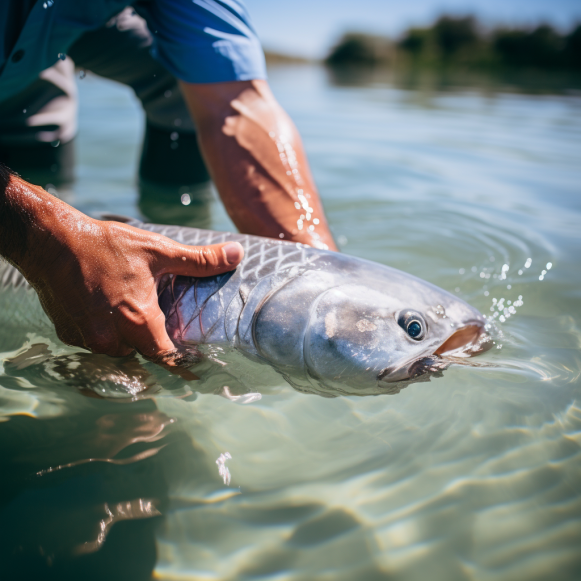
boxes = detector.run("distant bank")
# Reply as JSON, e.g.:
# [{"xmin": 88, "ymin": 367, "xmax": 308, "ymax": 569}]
[{"xmin": 324, "ymin": 16, "xmax": 581, "ymax": 72}]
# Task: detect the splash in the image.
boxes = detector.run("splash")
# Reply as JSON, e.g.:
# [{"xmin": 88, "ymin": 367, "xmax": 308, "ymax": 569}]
[{"xmin": 216, "ymin": 452, "xmax": 232, "ymax": 485}]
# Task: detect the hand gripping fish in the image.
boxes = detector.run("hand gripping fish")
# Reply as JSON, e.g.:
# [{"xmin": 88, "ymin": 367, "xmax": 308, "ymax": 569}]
[{"xmin": 0, "ymin": 218, "xmax": 491, "ymax": 396}]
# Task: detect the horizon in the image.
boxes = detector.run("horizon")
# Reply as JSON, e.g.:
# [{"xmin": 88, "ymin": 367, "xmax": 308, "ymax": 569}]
[{"xmin": 245, "ymin": 0, "xmax": 581, "ymax": 59}]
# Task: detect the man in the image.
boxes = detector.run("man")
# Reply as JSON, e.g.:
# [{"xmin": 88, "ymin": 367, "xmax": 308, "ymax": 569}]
[{"xmin": 0, "ymin": 0, "xmax": 337, "ymax": 364}]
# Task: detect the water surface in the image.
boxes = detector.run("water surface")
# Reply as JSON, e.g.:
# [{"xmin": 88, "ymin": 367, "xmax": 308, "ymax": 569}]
[{"xmin": 1, "ymin": 65, "xmax": 580, "ymax": 580}]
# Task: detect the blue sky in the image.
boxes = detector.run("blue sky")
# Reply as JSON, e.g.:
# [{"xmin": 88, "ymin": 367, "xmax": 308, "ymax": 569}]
[{"xmin": 244, "ymin": 0, "xmax": 581, "ymax": 58}]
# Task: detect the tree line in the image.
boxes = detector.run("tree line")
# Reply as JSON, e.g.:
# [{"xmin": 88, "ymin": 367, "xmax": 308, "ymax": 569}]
[{"xmin": 325, "ymin": 16, "xmax": 581, "ymax": 70}]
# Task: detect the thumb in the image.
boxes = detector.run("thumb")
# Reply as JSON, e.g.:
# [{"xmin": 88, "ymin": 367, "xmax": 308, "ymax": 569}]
[{"xmin": 155, "ymin": 241, "xmax": 244, "ymax": 277}]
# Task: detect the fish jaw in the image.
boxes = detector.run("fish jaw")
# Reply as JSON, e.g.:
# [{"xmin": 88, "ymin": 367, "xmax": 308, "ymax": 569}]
[{"xmin": 378, "ymin": 319, "xmax": 493, "ymax": 384}]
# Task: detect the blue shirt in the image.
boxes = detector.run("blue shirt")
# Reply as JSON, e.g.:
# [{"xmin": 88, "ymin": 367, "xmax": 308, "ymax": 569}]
[{"xmin": 0, "ymin": 0, "xmax": 267, "ymax": 101}]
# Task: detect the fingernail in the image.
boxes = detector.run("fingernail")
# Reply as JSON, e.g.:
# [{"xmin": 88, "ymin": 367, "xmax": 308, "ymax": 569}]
[{"xmin": 223, "ymin": 242, "xmax": 243, "ymax": 265}]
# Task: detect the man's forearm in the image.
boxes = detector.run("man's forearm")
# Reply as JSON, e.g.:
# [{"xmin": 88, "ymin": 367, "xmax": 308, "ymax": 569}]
[
  {"xmin": 180, "ymin": 80, "xmax": 338, "ymax": 251},
  {"xmin": 0, "ymin": 166, "xmax": 243, "ymax": 360},
  {"xmin": 0, "ymin": 163, "xmax": 33, "ymax": 267}
]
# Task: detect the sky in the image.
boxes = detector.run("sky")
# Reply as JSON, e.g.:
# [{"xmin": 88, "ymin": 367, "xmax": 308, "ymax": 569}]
[{"xmin": 244, "ymin": 0, "xmax": 581, "ymax": 58}]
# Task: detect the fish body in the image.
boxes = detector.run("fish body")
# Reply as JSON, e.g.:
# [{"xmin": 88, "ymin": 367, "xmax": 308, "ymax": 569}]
[{"xmin": 0, "ymin": 219, "xmax": 490, "ymax": 395}]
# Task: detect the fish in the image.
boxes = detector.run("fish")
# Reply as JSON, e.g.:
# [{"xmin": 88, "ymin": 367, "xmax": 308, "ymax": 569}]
[{"xmin": 0, "ymin": 218, "xmax": 492, "ymax": 397}]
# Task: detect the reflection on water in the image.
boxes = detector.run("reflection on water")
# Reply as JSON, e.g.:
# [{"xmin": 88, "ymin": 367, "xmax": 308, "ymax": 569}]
[
  {"xmin": 1, "ymin": 65, "xmax": 581, "ymax": 579},
  {"xmin": 138, "ymin": 179, "xmax": 215, "ymax": 229},
  {"xmin": 325, "ymin": 64, "xmax": 581, "ymax": 96},
  {"xmin": 0, "ymin": 401, "xmax": 171, "ymax": 579}
]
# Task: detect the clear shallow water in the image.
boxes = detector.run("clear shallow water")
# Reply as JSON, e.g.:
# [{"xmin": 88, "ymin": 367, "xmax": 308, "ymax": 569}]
[{"xmin": 1, "ymin": 65, "xmax": 581, "ymax": 580}]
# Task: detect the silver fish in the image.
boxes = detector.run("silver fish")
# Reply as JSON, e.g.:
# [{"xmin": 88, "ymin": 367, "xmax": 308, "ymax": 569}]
[{"xmin": 0, "ymin": 218, "xmax": 491, "ymax": 396}]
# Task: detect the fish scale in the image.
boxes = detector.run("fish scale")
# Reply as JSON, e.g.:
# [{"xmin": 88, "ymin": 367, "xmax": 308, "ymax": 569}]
[
  {"xmin": 150, "ymin": 221, "xmax": 315, "ymax": 349},
  {"xmin": 0, "ymin": 218, "xmax": 487, "ymax": 394}
]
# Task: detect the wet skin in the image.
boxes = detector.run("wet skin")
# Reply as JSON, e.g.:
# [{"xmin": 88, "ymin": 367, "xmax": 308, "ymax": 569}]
[
  {"xmin": 0, "ymin": 78, "xmax": 338, "ymax": 361},
  {"xmin": 181, "ymin": 80, "xmax": 337, "ymax": 251},
  {"xmin": 0, "ymin": 172, "xmax": 244, "ymax": 363}
]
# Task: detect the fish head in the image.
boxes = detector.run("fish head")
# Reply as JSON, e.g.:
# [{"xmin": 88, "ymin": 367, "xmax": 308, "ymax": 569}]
[{"xmin": 302, "ymin": 268, "xmax": 491, "ymax": 393}]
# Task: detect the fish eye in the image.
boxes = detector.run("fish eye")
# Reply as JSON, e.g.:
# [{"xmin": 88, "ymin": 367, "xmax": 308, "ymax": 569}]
[
  {"xmin": 407, "ymin": 321, "xmax": 422, "ymax": 338},
  {"xmin": 397, "ymin": 310, "xmax": 426, "ymax": 341}
]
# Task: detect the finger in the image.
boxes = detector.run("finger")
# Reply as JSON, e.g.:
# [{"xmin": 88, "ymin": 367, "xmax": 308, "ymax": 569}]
[
  {"xmin": 125, "ymin": 307, "xmax": 200, "ymax": 379},
  {"xmin": 124, "ymin": 306, "xmax": 176, "ymax": 359},
  {"xmin": 81, "ymin": 326, "xmax": 135, "ymax": 357},
  {"xmin": 148, "ymin": 352, "xmax": 200, "ymax": 381},
  {"xmin": 155, "ymin": 241, "xmax": 244, "ymax": 277}
]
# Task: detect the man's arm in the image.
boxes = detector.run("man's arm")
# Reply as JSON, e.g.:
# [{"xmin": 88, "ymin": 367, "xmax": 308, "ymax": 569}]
[
  {"xmin": 0, "ymin": 164, "xmax": 243, "ymax": 361},
  {"xmin": 180, "ymin": 80, "xmax": 338, "ymax": 251}
]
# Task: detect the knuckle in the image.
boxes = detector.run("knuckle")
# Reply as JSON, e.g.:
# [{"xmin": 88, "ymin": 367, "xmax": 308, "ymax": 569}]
[
  {"xmin": 81, "ymin": 325, "xmax": 120, "ymax": 356},
  {"xmin": 199, "ymin": 247, "xmax": 219, "ymax": 271},
  {"xmin": 56, "ymin": 327, "xmax": 79, "ymax": 347},
  {"xmin": 85, "ymin": 336, "xmax": 115, "ymax": 356}
]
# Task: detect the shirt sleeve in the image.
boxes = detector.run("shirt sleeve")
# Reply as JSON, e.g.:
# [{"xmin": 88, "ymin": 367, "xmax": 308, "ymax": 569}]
[{"xmin": 136, "ymin": 0, "xmax": 267, "ymax": 83}]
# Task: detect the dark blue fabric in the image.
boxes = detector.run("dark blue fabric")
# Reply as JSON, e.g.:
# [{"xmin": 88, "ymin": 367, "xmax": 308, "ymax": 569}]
[{"xmin": 0, "ymin": 0, "xmax": 266, "ymax": 101}]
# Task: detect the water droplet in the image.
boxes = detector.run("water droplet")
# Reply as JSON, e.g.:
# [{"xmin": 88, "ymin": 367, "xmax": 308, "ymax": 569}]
[
  {"xmin": 57, "ymin": 53, "xmax": 66, "ymax": 60},
  {"xmin": 50, "ymin": 139, "xmax": 60, "ymax": 148},
  {"xmin": 507, "ymin": 284, "xmax": 511, "ymax": 289},
  {"xmin": 279, "ymin": 233, "xmax": 284, "ymax": 238},
  {"xmin": 459, "ymin": 268, "xmax": 465, "ymax": 274},
  {"xmin": 174, "ymin": 118, "xmax": 182, "ymax": 126},
  {"xmin": 546, "ymin": 262, "xmax": 552, "ymax": 270},
  {"xmin": 434, "ymin": 305, "xmax": 446, "ymax": 317},
  {"xmin": 518, "ymin": 269, "xmax": 523, "ymax": 275},
  {"xmin": 164, "ymin": 90, "xmax": 172, "ymax": 98},
  {"xmin": 79, "ymin": 70, "xmax": 86, "ymax": 79},
  {"xmin": 22, "ymin": 108, "xmax": 27, "ymax": 113},
  {"xmin": 181, "ymin": 193, "xmax": 191, "ymax": 205},
  {"xmin": 484, "ymin": 290, "xmax": 489, "ymax": 296},
  {"xmin": 524, "ymin": 258, "xmax": 532, "ymax": 268},
  {"xmin": 170, "ymin": 131, "xmax": 179, "ymax": 141}
]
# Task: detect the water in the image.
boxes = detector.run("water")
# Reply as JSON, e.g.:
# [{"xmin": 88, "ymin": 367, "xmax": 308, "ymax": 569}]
[{"xmin": 1, "ymin": 65, "xmax": 581, "ymax": 579}]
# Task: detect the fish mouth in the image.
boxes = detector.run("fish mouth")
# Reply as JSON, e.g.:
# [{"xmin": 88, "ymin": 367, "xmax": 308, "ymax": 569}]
[
  {"xmin": 378, "ymin": 320, "xmax": 492, "ymax": 384},
  {"xmin": 435, "ymin": 321, "xmax": 492, "ymax": 357}
]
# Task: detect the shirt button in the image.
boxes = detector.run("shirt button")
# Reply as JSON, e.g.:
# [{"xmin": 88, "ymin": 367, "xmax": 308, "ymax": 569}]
[{"xmin": 11, "ymin": 49, "xmax": 25, "ymax": 63}]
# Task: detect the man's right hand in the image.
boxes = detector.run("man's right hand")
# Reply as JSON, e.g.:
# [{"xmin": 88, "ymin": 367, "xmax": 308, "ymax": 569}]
[{"xmin": 0, "ymin": 168, "xmax": 243, "ymax": 363}]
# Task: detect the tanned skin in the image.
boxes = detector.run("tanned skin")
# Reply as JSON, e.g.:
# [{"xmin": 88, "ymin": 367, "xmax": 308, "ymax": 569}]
[
  {"xmin": 0, "ymin": 79, "xmax": 335, "ymax": 360},
  {"xmin": 181, "ymin": 80, "xmax": 338, "ymax": 251},
  {"xmin": 0, "ymin": 165, "xmax": 244, "ymax": 362}
]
